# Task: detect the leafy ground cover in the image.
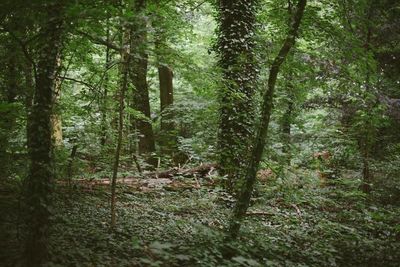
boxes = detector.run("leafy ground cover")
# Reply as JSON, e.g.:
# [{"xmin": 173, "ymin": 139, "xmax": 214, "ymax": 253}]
[{"xmin": 2, "ymin": 171, "xmax": 399, "ymax": 267}]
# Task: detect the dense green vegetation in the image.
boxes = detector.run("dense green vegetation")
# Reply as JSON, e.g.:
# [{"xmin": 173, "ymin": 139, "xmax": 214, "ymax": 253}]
[{"xmin": 0, "ymin": 0, "xmax": 399, "ymax": 266}]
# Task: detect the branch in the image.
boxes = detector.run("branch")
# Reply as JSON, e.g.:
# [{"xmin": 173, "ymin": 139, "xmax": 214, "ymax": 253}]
[
  {"xmin": 75, "ymin": 30, "xmax": 147, "ymax": 62},
  {"xmin": 59, "ymin": 76, "xmax": 98, "ymax": 92},
  {"xmin": 1, "ymin": 26, "xmax": 38, "ymax": 80},
  {"xmin": 302, "ymin": 95, "xmax": 344, "ymax": 109},
  {"xmin": 75, "ymin": 30, "xmax": 122, "ymax": 51},
  {"xmin": 190, "ymin": 0, "xmax": 208, "ymax": 11}
]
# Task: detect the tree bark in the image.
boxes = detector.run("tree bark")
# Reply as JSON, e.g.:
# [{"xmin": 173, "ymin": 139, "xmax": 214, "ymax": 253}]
[
  {"xmin": 51, "ymin": 54, "xmax": 63, "ymax": 146},
  {"xmin": 110, "ymin": 27, "xmax": 130, "ymax": 229},
  {"xmin": 159, "ymin": 65, "xmax": 174, "ymax": 137},
  {"xmin": 153, "ymin": 6, "xmax": 179, "ymax": 163},
  {"xmin": 158, "ymin": 62, "xmax": 178, "ymax": 156},
  {"xmin": 101, "ymin": 18, "xmax": 111, "ymax": 147},
  {"xmin": 130, "ymin": 0, "xmax": 156, "ymax": 166},
  {"xmin": 280, "ymin": 3, "xmax": 295, "ymax": 165},
  {"xmin": 280, "ymin": 67, "xmax": 295, "ymax": 165},
  {"xmin": 281, "ymin": 94, "xmax": 293, "ymax": 165},
  {"xmin": 216, "ymin": 0, "xmax": 259, "ymax": 192},
  {"xmin": 228, "ymin": 0, "xmax": 307, "ymax": 239},
  {"xmin": 25, "ymin": 2, "xmax": 65, "ymax": 265}
]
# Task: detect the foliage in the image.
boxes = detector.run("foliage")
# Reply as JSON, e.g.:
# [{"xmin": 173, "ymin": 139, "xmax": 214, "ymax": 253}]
[
  {"xmin": 2, "ymin": 171, "xmax": 400, "ymax": 266},
  {"xmin": 0, "ymin": 0, "xmax": 399, "ymax": 266}
]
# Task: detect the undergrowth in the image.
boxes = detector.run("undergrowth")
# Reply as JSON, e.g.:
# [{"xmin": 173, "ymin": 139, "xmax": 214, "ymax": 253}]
[{"xmin": 1, "ymin": 171, "xmax": 399, "ymax": 267}]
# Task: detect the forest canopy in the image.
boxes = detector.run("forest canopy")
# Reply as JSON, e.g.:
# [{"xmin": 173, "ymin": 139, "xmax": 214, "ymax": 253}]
[{"xmin": 0, "ymin": 0, "xmax": 399, "ymax": 266}]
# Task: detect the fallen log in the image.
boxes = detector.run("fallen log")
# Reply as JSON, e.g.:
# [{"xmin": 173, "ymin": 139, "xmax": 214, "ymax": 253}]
[
  {"xmin": 57, "ymin": 163, "xmax": 218, "ymax": 192},
  {"xmin": 152, "ymin": 163, "xmax": 218, "ymax": 178}
]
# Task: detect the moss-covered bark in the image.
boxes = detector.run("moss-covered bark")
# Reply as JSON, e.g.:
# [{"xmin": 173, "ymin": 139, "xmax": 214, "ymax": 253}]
[{"xmin": 25, "ymin": 2, "xmax": 65, "ymax": 265}]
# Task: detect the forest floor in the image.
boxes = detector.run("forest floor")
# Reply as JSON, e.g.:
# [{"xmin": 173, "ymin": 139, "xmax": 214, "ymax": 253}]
[{"xmin": 1, "ymin": 170, "xmax": 400, "ymax": 267}]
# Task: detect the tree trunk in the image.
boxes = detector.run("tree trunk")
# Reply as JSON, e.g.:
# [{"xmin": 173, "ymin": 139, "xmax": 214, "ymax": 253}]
[
  {"xmin": 228, "ymin": 0, "xmax": 307, "ymax": 239},
  {"xmin": 281, "ymin": 97, "xmax": 293, "ymax": 165},
  {"xmin": 25, "ymin": 2, "xmax": 65, "ymax": 265},
  {"xmin": 158, "ymin": 63, "xmax": 177, "ymax": 151},
  {"xmin": 280, "ymin": 72, "xmax": 294, "ymax": 165},
  {"xmin": 110, "ymin": 28, "xmax": 130, "ymax": 229},
  {"xmin": 130, "ymin": 0, "xmax": 156, "ymax": 166},
  {"xmin": 101, "ymin": 18, "xmax": 111, "ymax": 147},
  {"xmin": 51, "ymin": 54, "xmax": 63, "ymax": 146},
  {"xmin": 159, "ymin": 65, "xmax": 174, "ymax": 134},
  {"xmin": 153, "ymin": 8, "xmax": 179, "ymax": 163},
  {"xmin": 280, "ymin": 1, "xmax": 295, "ymax": 166},
  {"xmin": 24, "ymin": 60, "xmax": 34, "ymax": 153},
  {"xmin": 216, "ymin": 0, "xmax": 259, "ymax": 192}
]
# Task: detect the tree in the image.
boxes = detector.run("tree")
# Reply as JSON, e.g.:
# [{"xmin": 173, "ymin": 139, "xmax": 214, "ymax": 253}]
[
  {"xmin": 130, "ymin": 0, "xmax": 156, "ymax": 166},
  {"xmin": 110, "ymin": 25, "xmax": 130, "ymax": 229},
  {"xmin": 24, "ymin": 1, "xmax": 66, "ymax": 264},
  {"xmin": 228, "ymin": 0, "xmax": 307, "ymax": 239},
  {"xmin": 153, "ymin": 6, "xmax": 178, "ymax": 160},
  {"xmin": 216, "ymin": 0, "xmax": 259, "ymax": 192},
  {"xmin": 100, "ymin": 16, "xmax": 112, "ymax": 147},
  {"xmin": 334, "ymin": 0, "xmax": 399, "ymax": 193}
]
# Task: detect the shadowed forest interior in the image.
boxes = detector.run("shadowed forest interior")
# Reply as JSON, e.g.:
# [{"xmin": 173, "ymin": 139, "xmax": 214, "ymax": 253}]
[{"xmin": 0, "ymin": 0, "xmax": 400, "ymax": 266}]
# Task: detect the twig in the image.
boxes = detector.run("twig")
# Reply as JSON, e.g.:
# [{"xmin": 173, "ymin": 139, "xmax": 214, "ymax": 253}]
[
  {"xmin": 246, "ymin": 211, "xmax": 274, "ymax": 216},
  {"xmin": 291, "ymin": 204, "xmax": 302, "ymax": 218}
]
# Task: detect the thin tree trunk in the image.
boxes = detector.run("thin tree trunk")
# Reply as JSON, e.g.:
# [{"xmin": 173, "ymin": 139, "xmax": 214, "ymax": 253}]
[
  {"xmin": 51, "ymin": 54, "xmax": 63, "ymax": 146},
  {"xmin": 25, "ymin": 2, "xmax": 65, "ymax": 265},
  {"xmin": 281, "ymin": 96, "xmax": 293, "ymax": 165},
  {"xmin": 110, "ymin": 28, "xmax": 130, "ymax": 229},
  {"xmin": 66, "ymin": 144, "xmax": 78, "ymax": 196},
  {"xmin": 101, "ymin": 18, "xmax": 111, "ymax": 146},
  {"xmin": 228, "ymin": 0, "xmax": 307, "ymax": 239}
]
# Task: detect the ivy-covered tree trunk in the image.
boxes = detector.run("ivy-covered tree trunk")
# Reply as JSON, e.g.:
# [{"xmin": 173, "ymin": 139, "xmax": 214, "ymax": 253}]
[
  {"xmin": 25, "ymin": 2, "xmax": 65, "ymax": 265},
  {"xmin": 216, "ymin": 0, "xmax": 259, "ymax": 192},
  {"xmin": 130, "ymin": 0, "xmax": 156, "ymax": 166},
  {"xmin": 228, "ymin": 0, "xmax": 307, "ymax": 239}
]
